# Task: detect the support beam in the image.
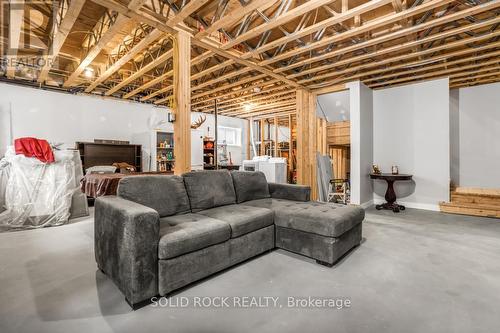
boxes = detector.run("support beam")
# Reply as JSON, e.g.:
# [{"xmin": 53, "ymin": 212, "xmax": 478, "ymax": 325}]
[
  {"xmin": 221, "ymin": 0, "xmax": 336, "ymax": 50},
  {"xmin": 260, "ymin": 119, "xmax": 265, "ymax": 155},
  {"xmin": 38, "ymin": 0, "xmax": 86, "ymax": 83},
  {"xmin": 89, "ymin": 0, "xmax": 303, "ymax": 90},
  {"xmin": 105, "ymin": 49, "xmax": 172, "ymax": 96},
  {"xmin": 282, "ymin": 2, "xmax": 500, "ymax": 77},
  {"xmin": 246, "ymin": 118, "xmax": 251, "ymax": 160},
  {"xmin": 288, "ymin": 113, "xmax": 294, "ymax": 182},
  {"xmin": 274, "ymin": 116, "xmax": 278, "ymax": 157},
  {"xmin": 130, "ymin": 51, "xmax": 213, "ymax": 100},
  {"xmin": 63, "ymin": 0, "xmax": 148, "ymax": 87},
  {"xmin": 311, "ymin": 40, "xmax": 500, "ymax": 89},
  {"xmin": 299, "ymin": 16, "xmax": 500, "ymax": 85},
  {"xmin": 251, "ymin": 0, "xmax": 397, "ymax": 62},
  {"xmin": 296, "ymin": 89, "xmax": 318, "ymax": 199},
  {"xmin": 258, "ymin": 0, "xmax": 453, "ymax": 67},
  {"xmin": 167, "ymin": 0, "xmax": 211, "ymax": 27},
  {"xmin": 84, "ymin": 29, "xmax": 164, "ymax": 92},
  {"xmin": 196, "ymin": 0, "xmax": 277, "ymax": 39},
  {"xmin": 173, "ymin": 30, "xmax": 191, "ymax": 175}
]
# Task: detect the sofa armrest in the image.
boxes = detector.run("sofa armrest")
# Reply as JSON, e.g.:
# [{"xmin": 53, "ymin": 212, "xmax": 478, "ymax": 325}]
[
  {"xmin": 268, "ymin": 183, "xmax": 311, "ymax": 202},
  {"xmin": 94, "ymin": 196, "xmax": 160, "ymax": 305}
]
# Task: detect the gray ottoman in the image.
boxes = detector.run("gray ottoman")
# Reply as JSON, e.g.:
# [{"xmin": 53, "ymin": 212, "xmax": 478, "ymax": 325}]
[{"xmin": 245, "ymin": 199, "xmax": 364, "ymax": 266}]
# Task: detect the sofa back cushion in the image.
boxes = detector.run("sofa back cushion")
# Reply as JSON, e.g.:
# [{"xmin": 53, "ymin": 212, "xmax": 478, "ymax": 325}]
[
  {"xmin": 117, "ymin": 175, "xmax": 191, "ymax": 217},
  {"xmin": 231, "ymin": 171, "xmax": 270, "ymax": 203},
  {"xmin": 182, "ymin": 170, "xmax": 236, "ymax": 212}
]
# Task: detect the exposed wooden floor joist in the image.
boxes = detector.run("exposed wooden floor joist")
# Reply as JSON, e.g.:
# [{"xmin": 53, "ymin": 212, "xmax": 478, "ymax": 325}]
[{"xmin": 1, "ymin": 0, "xmax": 499, "ymax": 118}]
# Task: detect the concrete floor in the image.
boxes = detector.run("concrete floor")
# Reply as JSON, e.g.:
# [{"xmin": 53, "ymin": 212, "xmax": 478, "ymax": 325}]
[{"xmin": 1, "ymin": 207, "xmax": 499, "ymax": 333}]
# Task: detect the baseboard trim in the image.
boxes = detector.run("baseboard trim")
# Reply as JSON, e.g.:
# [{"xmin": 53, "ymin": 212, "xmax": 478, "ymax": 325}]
[
  {"xmin": 373, "ymin": 199, "xmax": 440, "ymax": 211},
  {"xmin": 360, "ymin": 200, "xmax": 374, "ymax": 209}
]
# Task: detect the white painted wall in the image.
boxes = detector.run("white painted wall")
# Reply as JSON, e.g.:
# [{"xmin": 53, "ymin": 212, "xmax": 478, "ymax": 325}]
[
  {"xmin": 0, "ymin": 82, "xmax": 247, "ymax": 166},
  {"xmin": 347, "ymin": 81, "xmax": 373, "ymax": 206},
  {"xmin": 452, "ymin": 82, "xmax": 500, "ymax": 188},
  {"xmin": 373, "ymin": 78, "xmax": 450, "ymax": 210}
]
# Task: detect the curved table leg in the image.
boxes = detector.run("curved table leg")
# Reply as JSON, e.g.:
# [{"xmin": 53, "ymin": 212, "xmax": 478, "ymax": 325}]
[{"xmin": 377, "ymin": 179, "xmax": 405, "ymax": 213}]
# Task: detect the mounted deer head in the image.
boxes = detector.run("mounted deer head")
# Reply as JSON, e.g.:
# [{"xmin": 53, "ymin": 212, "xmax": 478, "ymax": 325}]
[{"xmin": 191, "ymin": 115, "xmax": 207, "ymax": 129}]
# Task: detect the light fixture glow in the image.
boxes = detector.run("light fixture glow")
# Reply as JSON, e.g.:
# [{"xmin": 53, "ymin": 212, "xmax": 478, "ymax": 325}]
[
  {"xmin": 84, "ymin": 67, "xmax": 94, "ymax": 78},
  {"xmin": 244, "ymin": 103, "xmax": 254, "ymax": 112}
]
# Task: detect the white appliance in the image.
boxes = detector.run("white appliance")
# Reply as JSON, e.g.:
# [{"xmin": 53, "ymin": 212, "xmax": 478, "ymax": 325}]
[
  {"xmin": 242, "ymin": 155, "xmax": 269, "ymax": 172},
  {"xmin": 242, "ymin": 156, "xmax": 286, "ymax": 183},
  {"xmin": 259, "ymin": 157, "xmax": 287, "ymax": 183}
]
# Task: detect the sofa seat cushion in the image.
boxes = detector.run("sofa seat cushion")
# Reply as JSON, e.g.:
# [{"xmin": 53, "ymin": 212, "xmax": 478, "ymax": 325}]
[
  {"xmin": 158, "ymin": 214, "xmax": 231, "ymax": 259},
  {"xmin": 198, "ymin": 204, "xmax": 274, "ymax": 238},
  {"xmin": 182, "ymin": 170, "xmax": 236, "ymax": 212},
  {"xmin": 230, "ymin": 171, "xmax": 270, "ymax": 203},
  {"xmin": 242, "ymin": 198, "xmax": 364, "ymax": 238},
  {"xmin": 118, "ymin": 175, "xmax": 191, "ymax": 217}
]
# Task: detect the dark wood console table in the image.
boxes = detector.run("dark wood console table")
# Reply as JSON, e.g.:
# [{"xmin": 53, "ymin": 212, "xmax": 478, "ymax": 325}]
[{"xmin": 370, "ymin": 173, "xmax": 413, "ymax": 212}]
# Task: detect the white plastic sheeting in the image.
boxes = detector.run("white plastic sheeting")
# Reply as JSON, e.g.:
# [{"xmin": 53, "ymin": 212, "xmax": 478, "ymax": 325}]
[{"xmin": 0, "ymin": 147, "xmax": 79, "ymax": 228}]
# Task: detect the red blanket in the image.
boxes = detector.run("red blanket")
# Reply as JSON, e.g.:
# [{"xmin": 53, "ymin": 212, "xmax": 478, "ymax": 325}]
[{"xmin": 14, "ymin": 137, "xmax": 55, "ymax": 163}]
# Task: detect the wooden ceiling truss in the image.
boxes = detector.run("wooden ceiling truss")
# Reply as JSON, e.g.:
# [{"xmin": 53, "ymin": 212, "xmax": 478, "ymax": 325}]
[{"xmin": 1, "ymin": 0, "xmax": 499, "ymax": 118}]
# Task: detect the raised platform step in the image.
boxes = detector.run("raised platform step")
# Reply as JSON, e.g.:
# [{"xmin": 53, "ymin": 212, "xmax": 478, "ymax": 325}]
[
  {"xmin": 439, "ymin": 202, "xmax": 500, "ymax": 218},
  {"xmin": 454, "ymin": 187, "xmax": 500, "ymax": 196},
  {"xmin": 440, "ymin": 187, "xmax": 500, "ymax": 218},
  {"xmin": 450, "ymin": 193, "xmax": 500, "ymax": 206}
]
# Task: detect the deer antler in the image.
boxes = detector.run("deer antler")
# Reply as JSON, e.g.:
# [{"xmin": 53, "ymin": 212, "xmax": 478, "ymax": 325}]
[{"xmin": 191, "ymin": 115, "xmax": 207, "ymax": 129}]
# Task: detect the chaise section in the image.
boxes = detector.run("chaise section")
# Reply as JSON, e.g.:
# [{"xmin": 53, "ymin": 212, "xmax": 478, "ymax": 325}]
[
  {"xmin": 94, "ymin": 196, "xmax": 160, "ymax": 306},
  {"xmin": 158, "ymin": 214, "xmax": 231, "ymax": 259},
  {"xmin": 272, "ymin": 201, "xmax": 364, "ymax": 238},
  {"xmin": 244, "ymin": 198, "xmax": 364, "ymax": 266},
  {"xmin": 276, "ymin": 223, "xmax": 362, "ymax": 266},
  {"xmin": 198, "ymin": 205, "xmax": 274, "ymax": 238}
]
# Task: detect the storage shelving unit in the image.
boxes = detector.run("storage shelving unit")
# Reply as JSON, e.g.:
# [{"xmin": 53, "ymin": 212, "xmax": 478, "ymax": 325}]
[
  {"xmin": 203, "ymin": 138, "xmax": 216, "ymax": 170},
  {"xmin": 156, "ymin": 131, "xmax": 175, "ymax": 172}
]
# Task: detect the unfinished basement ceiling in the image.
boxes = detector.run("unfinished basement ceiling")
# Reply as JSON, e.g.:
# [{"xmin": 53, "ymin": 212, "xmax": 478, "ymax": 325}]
[{"xmin": 0, "ymin": 0, "xmax": 499, "ymax": 119}]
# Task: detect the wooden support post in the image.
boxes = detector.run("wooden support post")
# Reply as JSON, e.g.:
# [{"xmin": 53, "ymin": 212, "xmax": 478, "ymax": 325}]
[
  {"xmin": 288, "ymin": 114, "xmax": 294, "ymax": 182},
  {"xmin": 173, "ymin": 30, "xmax": 191, "ymax": 175},
  {"xmin": 274, "ymin": 116, "xmax": 278, "ymax": 157},
  {"xmin": 296, "ymin": 89, "xmax": 318, "ymax": 199},
  {"xmin": 246, "ymin": 118, "xmax": 251, "ymax": 159},
  {"xmin": 260, "ymin": 119, "xmax": 265, "ymax": 155},
  {"xmin": 317, "ymin": 118, "xmax": 328, "ymax": 155}
]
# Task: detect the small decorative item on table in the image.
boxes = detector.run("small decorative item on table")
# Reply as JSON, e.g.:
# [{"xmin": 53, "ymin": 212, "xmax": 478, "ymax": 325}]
[
  {"xmin": 391, "ymin": 165, "xmax": 399, "ymax": 175},
  {"xmin": 372, "ymin": 164, "xmax": 381, "ymax": 175}
]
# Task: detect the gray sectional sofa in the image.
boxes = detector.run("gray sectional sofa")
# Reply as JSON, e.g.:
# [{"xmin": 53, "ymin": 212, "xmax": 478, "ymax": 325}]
[{"xmin": 94, "ymin": 170, "xmax": 364, "ymax": 309}]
